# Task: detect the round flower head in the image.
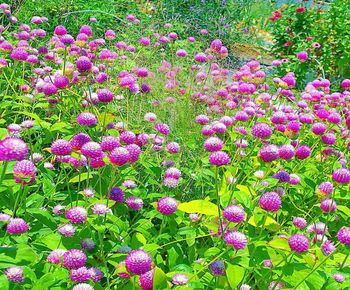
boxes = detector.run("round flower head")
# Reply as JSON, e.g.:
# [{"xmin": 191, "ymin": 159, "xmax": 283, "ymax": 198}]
[
  {"xmin": 76, "ymin": 56, "xmax": 92, "ymax": 72},
  {"xmin": 139, "ymin": 269, "xmax": 154, "ymax": 290},
  {"xmin": 166, "ymin": 142, "xmax": 180, "ymax": 154},
  {"xmin": 80, "ymin": 238, "xmax": 96, "ymax": 251},
  {"xmin": 337, "ymin": 227, "xmax": 350, "ymax": 245},
  {"xmin": 47, "ymin": 249, "xmax": 66, "ymax": 264},
  {"xmin": 165, "ymin": 167, "xmax": 181, "ymax": 179},
  {"xmin": 81, "ymin": 142, "xmax": 103, "ymax": 159},
  {"xmin": 120, "ymin": 131, "xmax": 136, "ymax": 145},
  {"xmin": 288, "ymin": 234, "xmax": 310, "ymax": 252},
  {"xmin": 223, "ymin": 205, "xmax": 245, "ymax": 223},
  {"xmin": 126, "ymin": 144, "xmax": 141, "ymax": 163},
  {"xmin": 296, "ymin": 51, "xmax": 308, "ymax": 62},
  {"xmin": 66, "ymin": 206, "xmax": 87, "ymax": 224},
  {"xmin": 70, "ymin": 133, "xmax": 91, "ymax": 150},
  {"xmin": 307, "ymin": 222, "xmax": 328, "ymax": 235},
  {"xmin": 209, "ymin": 260, "xmax": 225, "ymax": 276},
  {"xmin": 312, "ymin": 122, "xmax": 327, "ymax": 135},
  {"xmin": 320, "ymin": 198, "xmax": 336, "ymax": 212},
  {"xmin": 317, "ymin": 181, "xmax": 333, "ymax": 197},
  {"xmin": 209, "ymin": 151, "xmax": 230, "ymax": 166},
  {"xmin": 240, "ymin": 284, "xmax": 252, "ymax": 290},
  {"xmin": 172, "ymin": 273, "xmax": 189, "ymax": 285},
  {"xmin": 259, "ymin": 192, "xmax": 281, "ymax": 212},
  {"xmin": 322, "ymin": 240, "xmax": 336, "ymax": 256},
  {"xmin": 101, "ymin": 136, "xmax": 120, "ymax": 152},
  {"xmin": 332, "ymin": 168, "xmax": 350, "ymax": 184},
  {"xmin": 109, "ymin": 187, "xmax": 125, "ymax": 203},
  {"xmin": 10, "ymin": 47, "xmax": 28, "ymax": 61},
  {"xmin": 70, "ymin": 267, "xmax": 91, "ymax": 283},
  {"xmin": 278, "ymin": 144, "xmax": 295, "ymax": 160},
  {"xmin": 0, "ymin": 213, "xmax": 11, "ymax": 221},
  {"xmin": 54, "ymin": 74, "xmax": 69, "ymax": 88},
  {"xmin": 157, "ymin": 196, "xmax": 178, "ymax": 215},
  {"xmin": 85, "ymin": 267, "xmax": 102, "ymax": 283},
  {"xmin": 204, "ymin": 137, "xmax": 224, "ymax": 152},
  {"xmin": 163, "ymin": 177, "xmax": 179, "ymax": 188},
  {"xmin": 259, "ymin": 144, "xmax": 279, "ymax": 162},
  {"xmin": 13, "ymin": 160, "xmax": 36, "ymax": 184},
  {"xmin": 293, "ymin": 217, "xmax": 307, "ymax": 228},
  {"xmin": 273, "ymin": 170, "xmax": 290, "ymax": 183},
  {"xmin": 72, "ymin": 283, "xmax": 94, "ymax": 290},
  {"xmin": 224, "ymin": 230, "xmax": 248, "ymax": 250},
  {"xmin": 109, "ymin": 147, "xmax": 130, "ymax": 166},
  {"xmin": 97, "ymin": 88, "xmax": 114, "ymax": 103},
  {"xmin": 58, "ymin": 223, "xmax": 76, "ymax": 237},
  {"xmin": 268, "ymin": 281, "xmax": 284, "ymax": 290},
  {"xmin": 4, "ymin": 266, "xmax": 24, "ymax": 283},
  {"xmin": 295, "ymin": 145, "xmax": 311, "ymax": 160},
  {"xmin": 333, "ymin": 274, "xmax": 345, "ymax": 283},
  {"xmin": 92, "ymin": 203, "xmax": 110, "ymax": 215},
  {"xmin": 0, "ymin": 137, "xmax": 28, "ymax": 161},
  {"xmin": 6, "ymin": 218, "xmax": 29, "ymax": 235},
  {"xmin": 62, "ymin": 249, "xmax": 87, "ymax": 269},
  {"xmin": 252, "ymin": 122, "xmax": 272, "ymax": 138},
  {"xmin": 51, "ymin": 139, "xmax": 72, "ymax": 155},
  {"xmin": 154, "ymin": 123, "xmax": 170, "ymax": 135},
  {"xmin": 125, "ymin": 249, "xmax": 152, "ymax": 275},
  {"xmin": 77, "ymin": 112, "xmax": 97, "ymax": 126},
  {"xmin": 144, "ymin": 112, "xmax": 157, "ymax": 122},
  {"xmin": 126, "ymin": 196, "xmax": 144, "ymax": 211}
]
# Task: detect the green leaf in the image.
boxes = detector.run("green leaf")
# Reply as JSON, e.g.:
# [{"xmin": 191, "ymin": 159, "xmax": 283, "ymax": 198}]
[
  {"xmin": 32, "ymin": 273, "xmax": 56, "ymax": 290},
  {"xmin": 153, "ymin": 267, "xmax": 169, "ymax": 289},
  {"xmin": 69, "ymin": 172, "xmax": 95, "ymax": 183},
  {"xmin": 226, "ymin": 263, "xmax": 245, "ymax": 289},
  {"xmin": 337, "ymin": 205, "xmax": 350, "ymax": 216},
  {"xmin": 268, "ymin": 238, "xmax": 290, "ymax": 251},
  {"xmin": 28, "ymin": 208, "xmax": 57, "ymax": 230},
  {"xmin": 178, "ymin": 200, "xmax": 218, "ymax": 216}
]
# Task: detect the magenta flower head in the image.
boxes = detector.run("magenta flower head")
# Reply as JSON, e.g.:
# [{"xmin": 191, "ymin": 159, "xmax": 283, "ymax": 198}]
[
  {"xmin": 157, "ymin": 196, "xmax": 178, "ymax": 215},
  {"xmin": 295, "ymin": 145, "xmax": 311, "ymax": 160},
  {"xmin": 54, "ymin": 25, "xmax": 67, "ymax": 35},
  {"xmin": 194, "ymin": 53, "xmax": 207, "ymax": 63},
  {"xmin": 72, "ymin": 283, "xmax": 94, "ymax": 290},
  {"xmin": 80, "ymin": 238, "xmax": 96, "ymax": 251},
  {"xmin": 337, "ymin": 227, "xmax": 350, "ymax": 245},
  {"xmin": 10, "ymin": 47, "xmax": 29, "ymax": 61},
  {"xmin": 101, "ymin": 136, "xmax": 120, "ymax": 152},
  {"xmin": 81, "ymin": 142, "xmax": 103, "ymax": 159},
  {"xmin": 89, "ymin": 267, "xmax": 104, "ymax": 282},
  {"xmin": 4, "ymin": 266, "xmax": 24, "ymax": 283},
  {"xmin": 126, "ymin": 196, "xmax": 143, "ymax": 211},
  {"xmin": 278, "ymin": 144, "xmax": 295, "ymax": 160},
  {"xmin": 70, "ymin": 133, "xmax": 91, "ymax": 150},
  {"xmin": 13, "ymin": 160, "xmax": 36, "ymax": 184},
  {"xmin": 58, "ymin": 223, "xmax": 76, "ymax": 237},
  {"xmin": 76, "ymin": 56, "xmax": 92, "ymax": 73},
  {"xmin": 139, "ymin": 269, "xmax": 154, "ymax": 290},
  {"xmin": 6, "ymin": 218, "xmax": 29, "ymax": 234},
  {"xmin": 224, "ymin": 230, "xmax": 248, "ymax": 250},
  {"xmin": 139, "ymin": 37, "xmax": 151, "ymax": 46},
  {"xmin": 258, "ymin": 144, "xmax": 279, "ymax": 162},
  {"xmin": 51, "ymin": 139, "xmax": 72, "ymax": 155},
  {"xmin": 204, "ymin": 137, "xmax": 224, "ymax": 152},
  {"xmin": 317, "ymin": 181, "xmax": 333, "ymax": 197},
  {"xmin": 165, "ymin": 167, "xmax": 181, "ymax": 179},
  {"xmin": 332, "ymin": 168, "xmax": 350, "ymax": 184},
  {"xmin": 70, "ymin": 267, "xmax": 91, "ymax": 283},
  {"xmin": 252, "ymin": 122, "xmax": 272, "ymax": 138},
  {"xmin": 154, "ymin": 123, "xmax": 170, "ymax": 135},
  {"xmin": 259, "ymin": 191, "xmax": 281, "ymax": 212},
  {"xmin": 176, "ymin": 49, "xmax": 188, "ymax": 57},
  {"xmin": 120, "ymin": 131, "xmax": 136, "ymax": 145},
  {"xmin": 209, "ymin": 260, "xmax": 225, "ymax": 276},
  {"xmin": 333, "ymin": 273, "xmax": 345, "ymax": 283},
  {"xmin": 296, "ymin": 51, "xmax": 308, "ymax": 62},
  {"xmin": 172, "ymin": 273, "xmax": 189, "ymax": 285},
  {"xmin": 125, "ymin": 249, "xmax": 152, "ymax": 275},
  {"xmin": 109, "ymin": 187, "xmax": 125, "ymax": 203},
  {"xmin": 65, "ymin": 206, "xmax": 87, "ymax": 224},
  {"xmin": 47, "ymin": 249, "xmax": 66, "ymax": 264},
  {"xmin": 223, "ymin": 205, "xmax": 245, "ymax": 223},
  {"xmin": 97, "ymin": 88, "xmax": 114, "ymax": 103},
  {"xmin": 0, "ymin": 137, "xmax": 28, "ymax": 161},
  {"xmin": 62, "ymin": 249, "xmax": 87, "ymax": 269},
  {"xmin": 320, "ymin": 198, "xmax": 336, "ymax": 212},
  {"xmin": 109, "ymin": 147, "xmax": 130, "ymax": 166},
  {"xmin": 209, "ymin": 151, "xmax": 230, "ymax": 166},
  {"xmin": 288, "ymin": 234, "xmax": 310, "ymax": 252},
  {"xmin": 54, "ymin": 74, "xmax": 69, "ymax": 88},
  {"xmin": 311, "ymin": 122, "xmax": 327, "ymax": 135},
  {"xmin": 77, "ymin": 112, "xmax": 97, "ymax": 126},
  {"xmin": 166, "ymin": 142, "xmax": 180, "ymax": 154},
  {"xmin": 322, "ymin": 240, "xmax": 336, "ymax": 256},
  {"xmin": 293, "ymin": 217, "xmax": 307, "ymax": 229}
]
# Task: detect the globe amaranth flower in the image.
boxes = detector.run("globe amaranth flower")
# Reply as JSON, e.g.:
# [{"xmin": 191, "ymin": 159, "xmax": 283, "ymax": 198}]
[
  {"xmin": 0, "ymin": 137, "xmax": 28, "ymax": 161},
  {"xmin": 209, "ymin": 260, "xmax": 225, "ymax": 276},
  {"xmin": 251, "ymin": 122, "xmax": 272, "ymax": 138},
  {"xmin": 13, "ymin": 160, "xmax": 36, "ymax": 184},
  {"xmin": 125, "ymin": 249, "xmax": 152, "ymax": 275},
  {"xmin": 259, "ymin": 192, "xmax": 281, "ymax": 212},
  {"xmin": 224, "ymin": 230, "xmax": 248, "ymax": 250},
  {"xmin": 70, "ymin": 267, "xmax": 91, "ymax": 283},
  {"xmin": 322, "ymin": 240, "xmax": 336, "ymax": 256},
  {"xmin": 320, "ymin": 198, "xmax": 336, "ymax": 212},
  {"xmin": 157, "ymin": 196, "xmax": 178, "ymax": 215},
  {"xmin": 222, "ymin": 204, "xmax": 245, "ymax": 223},
  {"xmin": 89, "ymin": 267, "xmax": 104, "ymax": 282},
  {"xmin": 139, "ymin": 269, "xmax": 154, "ymax": 290},
  {"xmin": 109, "ymin": 147, "xmax": 130, "ymax": 166},
  {"xmin": 47, "ymin": 249, "xmax": 66, "ymax": 264},
  {"xmin": 72, "ymin": 283, "xmax": 94, "ymax": 290},
  {"xmin": 4, "ymin": 266, "xmax": 24, "ymax": 283},
  {"xmin": 259, "ymin": 144, "xmax": 279, "ymax": 162},
  {"xmin": 77, "ymin": 112, "xmax": 97, "ymax": 126},
  {"xmin": 172, "ymin": 273, "xmax": 189, "ymax": 285},
  {"xmin": 62, "ymin": 249, "xmax": 87, "ymax": 269},
  {"xmin": 58, "ymin": 223, "xmax": 76, "ymax": 237},
  {"xmin": 80, "ymin": 238, "xmax": 96, "ymax": 251},
  {"xmin": 209, "ymin": 151, "xmax": 230, "ymax": 166},
  {"xmin": 6, "ymin": 218, "xmax": 29, "ymax": 234},
  {"xmin": 288, "ymin": 234, "xmax": 310, "ymax": 252},
  {"xmin": 51, "ymin": 139, "xmax": 72, "ymax": 156},
  {"xmin": 332, "ymin": 168, "xmax": 350, "ymax": 184},
  {"xmin": 65, "ymin": 206, "xmax": 87, "ymax": 224},
  {"xmin": 126, "ymin": 197, "xmax": 143, "ymax": 211},
  {"xmin": 337, "ymin": 227, "xmax": 350, "ymax": 245},
  {"xmin": 293, "ymin": 217, "xmax": 307, "ymax": 229}
]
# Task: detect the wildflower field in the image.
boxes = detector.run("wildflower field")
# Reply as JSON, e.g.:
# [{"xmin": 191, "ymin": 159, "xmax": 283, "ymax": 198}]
[{"xmin": 0, "ymin": 1, "xmax": 349, "ymax": 289}]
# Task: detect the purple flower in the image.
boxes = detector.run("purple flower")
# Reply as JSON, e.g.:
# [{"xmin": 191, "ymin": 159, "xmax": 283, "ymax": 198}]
[{"xmin": 125, "ymin": 250, "xmax": 152, "ymax": 275}]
